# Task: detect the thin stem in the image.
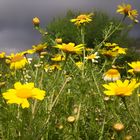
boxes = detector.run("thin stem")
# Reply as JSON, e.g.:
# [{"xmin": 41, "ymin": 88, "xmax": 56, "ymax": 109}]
[
  {"xmin": 36, "ymin": 78, "xmax": 69, "ymax": 139},
  {"xmin": 91, "ymin": 70, "xmax": 106, "ymax": 110},
  {"xmin": 112, "ymin": 56, "xmax": 117, "ymax": 65},
  {"xmin": 80, "ymin": 27, "xmax": 86, "ymax": 78},
  {"xmin": 121, "ymin": 97, "xmax": 140, "ymax": 130},
  {"xmin": 99, "ymin": 117, "xmax": 106, "ymax": 140},
  {"xmin": 98, "ymin": 59, "xmax": 107, "ymax": 74},
  {"xmin": 95, "ymin": 16, "xmax": 126, "ymax": 51}
]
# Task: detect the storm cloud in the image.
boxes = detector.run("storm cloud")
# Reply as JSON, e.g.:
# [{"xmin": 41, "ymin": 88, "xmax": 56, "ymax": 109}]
[{"xmin": 0, "ymin": 0, "xmax": 140, "ymax": 54}]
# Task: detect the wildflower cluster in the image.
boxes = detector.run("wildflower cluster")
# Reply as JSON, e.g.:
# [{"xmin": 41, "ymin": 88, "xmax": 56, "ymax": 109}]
[{"xmin": 0, "ymin": 3, "xmax": 140, "ymax": 139}]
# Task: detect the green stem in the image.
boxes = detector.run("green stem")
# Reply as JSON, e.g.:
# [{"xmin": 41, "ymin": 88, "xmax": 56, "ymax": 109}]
[
  {"xmin": 99, "ymin": 117, "xmax": 106, "ymax": 140},
  {"xmin": 112, "ymin": 56, "xmax": 117, "ymax": 65},
  {"xmin": 36, "ymin": 78, "xmax": 69, "ymax": 139},
  {"xmin": 91, "ymin": 70, "xmax": 106, "ymax": 110},
  {"xmin": 47, "ymin": 53, "xmax": 69, "ymax": 92},
  {"xmin": 80, "ymin": 27, "xmax": 86, "ymax": 78},
  {"xmin": 95, "ymin": 16, "xmax": 126, "ymax": 51},
  {"xmin": 98, "ymin": 59, "xmax": 107, "ymax": 74},
  {"xmin": 121, "ymin": 97, "xmax": 140, "ymax": 130}
]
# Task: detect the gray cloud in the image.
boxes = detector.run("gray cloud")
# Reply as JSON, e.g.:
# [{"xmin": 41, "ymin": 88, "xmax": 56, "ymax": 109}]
[{"xmin": 0, "ymin": 0, "xmax": 140, "ymax": 54}]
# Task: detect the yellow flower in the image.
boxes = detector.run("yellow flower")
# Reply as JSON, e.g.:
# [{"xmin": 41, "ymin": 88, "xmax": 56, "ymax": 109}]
[
  {"xmin": 128, "ymin": 9, "xmax": 139, "ymax": 21},
  {"xmin": 32, "ymin": 17, "xmax": 40, "ymax": 26},
  {"xmin": 51, "ymin": 54, "xmax": 65, "ymax": 61},
  {"xmin": 54, "ymin": 43, "xmax": 84, "ymax": 54},
  {"xmin": 103, "ymin": 79, "xmax": 140, "ymax": 96},
  {"xmin": 85, "ymin": 48, "xmax": 94, "ymax": 52},
  {"xmin": 104, "ymin": 42, "xmax": 118, "ymax": 48},
  {"xmin": 32, "ymin": 43, "xmax": 47, "ymax": 53},
  {"xmin": 128, "ymin": 61, "xmax": 140, "ymax": 73},
  {"xmin": 102, "ymin": 50, "xmax": 118, "ymax": 58},
  {"xmin": 116, "ymin": 3, "xmax": 138, "ymax": 21},
  {"xmin": 0, "ymin": 52, "xmax": 6, "ymax": 58},
  {"xmin": 2, "ymin": 82, "xmax": 45, "ymax": 108},
  {"xmin": 75, "ymin": 61, "xmax": 84, "ymax": 70},
  {"xmin": 6, "ymin": 53, "xmax": 28, "ymax": 70},
  {"xmin": 103, "ymin": 69, "xmax": 121, "ymax": 81},
  {"xmin": 21, "ymin": 49, "xmax": 35, "ymax": 55},
  {"xmin": 44, "ymin": 64, "xmax": 61, "ymax": 72},
  {"xmin": 112, "ymin": 46, "xmax": 127, "ymax": 54},
  {"xmin": 55, "ymin": 38, "xmax": 62, "ymax": 44},
  {"xmin": 85, "ymin": 52, "xmax": 99, "ymax": 63},
  {"xmin": 70, "ymin": 13, "xmax": 93, "ymax": 26}
]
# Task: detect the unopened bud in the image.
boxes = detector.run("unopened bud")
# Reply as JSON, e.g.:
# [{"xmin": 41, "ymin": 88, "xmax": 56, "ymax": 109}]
[
  {"xmin": 32, "ymin": 17, "xmax": 40, "ymax": 28},
  {"xmin": 67, "ymin": 116, "xmax": 75, "ymax": 123},
  {"xmin": 55, "ymin": 38, "xmax": 62, "ymax": 44},
  {"xmin": 113, "ymin": 123, "xmax": 124, "ymax": 132}
]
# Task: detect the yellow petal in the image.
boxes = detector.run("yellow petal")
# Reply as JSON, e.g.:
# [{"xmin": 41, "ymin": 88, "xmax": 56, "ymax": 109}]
[
  {"xmin": 21, "ymin": 99, "xmax": 30, "ymax": 108},
  {"xmin": 14, "ymin": 82, "xmax": 22, "ymax": 89}
]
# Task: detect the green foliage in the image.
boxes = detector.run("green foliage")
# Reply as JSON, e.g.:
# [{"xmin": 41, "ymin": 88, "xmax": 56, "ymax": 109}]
[
  {"xmin": 44, "ymin": 10, "xmax": 79, "ymax": 44},
  {"xmin": 46, "ymin": 10, "xmax": 134, "ymax": 48}
]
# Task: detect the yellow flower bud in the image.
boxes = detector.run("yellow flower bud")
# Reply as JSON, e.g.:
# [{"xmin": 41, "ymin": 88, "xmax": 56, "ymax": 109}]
[
  {"xmin": 113, "ymin": 123, "xmax": 124, "ymax": 132},
  {"xmin": 55, "ymin": 38, "xmax": 62, "ymax": 44},
  {"xmin": 32, "ymin": 17, "xmax": 40, "ymax": 27},
  {"xmin": 67, "ymin": 116, "xmax": 76, "ymax": 123},
  {"xmin": 124, "ymin": 135, "xmax": 132, "ymax": 140}
]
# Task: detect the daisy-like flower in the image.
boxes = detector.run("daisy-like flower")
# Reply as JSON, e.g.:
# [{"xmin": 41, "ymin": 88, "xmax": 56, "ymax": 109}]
[
  {"xmin": 70, "ymin": 13, "xmax": 93, "ymax": 26},
  {"xmin": 128, "ymin": 61, "xmax": 140, "ymax": 73},
  {"xmin": 75, "ymin": 61, "xmax": 84, "ymax": 70},
  {"xmin": 103, "ymin": 79, "xmax": 140, "ymax": 96},
  {"xmin": 85, "ymin": 48, "xmax": 94, "ymax": 52},
  {"xmin": 0, "ymin": 52, "xmax": 5, "ymax": 58},
  {"xmin": 54, "ymin": 43, "xmax": 84, "ymax": 54},
  {"xmin": 116, "ymin": 3, "xmax": 138, "ymax": 21},
  {"xmin": 103, "ymin": 68, "xmax": 121, "ymax": 81},
  {"xmin": 51, "ymin": 54, "xmax": 65, "ymax": 61},
  {"xmin": 32, "ymin": 43, "xmax": 47, "ymax": 54},
  {"xmin": 85, "ymin": 52, "xmax": 100, "ymax": 63},
  {"xmin": 104, "ymin": 42, "xmax": 118, "ymax": 48},
  {"xmin": 6, "ymin": 53, "xmax": 28, "ymax": 70},
  {"xmin": 32, "ymin": 17, "xmax": 40, "ymax": 27},
  {"xmin": 101, "ymin": 50, "xmax": 118, "ymax": 58},
  {"xmin": 112, "ymin": 46, "xmax": 127, "ymax": 54},
  {"xmin": 44, "ymin": 64, "xmax": 61, "ymax": 72},
  {"xmin": 2, "ymin": 82, "xmax": 45, "ymax": 108}
]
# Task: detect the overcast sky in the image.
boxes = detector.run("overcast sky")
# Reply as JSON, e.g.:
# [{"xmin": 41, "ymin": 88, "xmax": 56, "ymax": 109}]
[{"xmin": 0, "ymin": 0, "xmax": 140, "ymax": 54}]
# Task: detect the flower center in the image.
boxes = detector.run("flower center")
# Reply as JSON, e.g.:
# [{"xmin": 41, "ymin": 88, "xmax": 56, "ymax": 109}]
[
  {"xmin": 115, "ymin": 87, "xmax": 129, "ymax": 95},
  {"xmin": 87, "ymin": 54, "xmax": 96, "ymax": 59},
  {"xmin": 36, "ymin": 46, "xmax": 44, "ymax": 51},
  {"xmin": 124, "ymin": 9, "xmax": 129, "ymax": 15},
  {"xmin": 77, "ymin": 15, "xmax": 87, "ymax": 20},
  {"xmin": 107, "ymin": 69, "xmax": 119, "ymax": 75},
  {"xmin": 64, "ymin": 45, "xmax": 74, "ymax": 52},
  {"xmin": 11, "ymin": 55, "xmax": 24, "ymax": 62},
  {"xmin": 134, "ymin": 66, "xmax": 140, "ymax": 72},
  {"xmin": 16, "ymin": 88, "xmax": 32, "ymax": 98}
]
